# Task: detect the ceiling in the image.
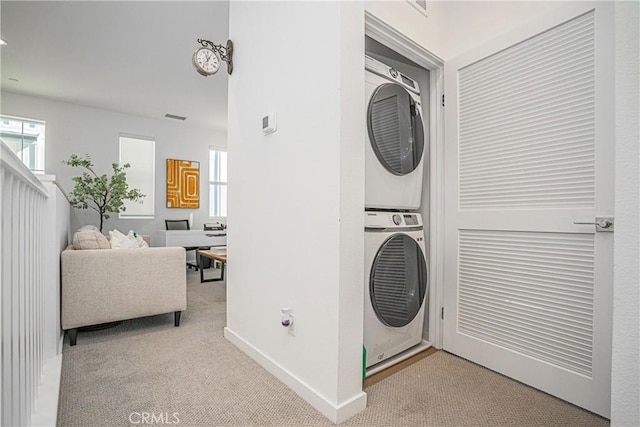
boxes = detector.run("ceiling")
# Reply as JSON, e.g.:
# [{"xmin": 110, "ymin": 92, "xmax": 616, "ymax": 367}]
[{"xmin": 0, "ymin": 1, "xmax": 229, "ymax": 130}]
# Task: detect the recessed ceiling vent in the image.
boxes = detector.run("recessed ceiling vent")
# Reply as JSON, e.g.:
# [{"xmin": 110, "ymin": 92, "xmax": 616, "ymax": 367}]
[
  {"xmin": 407, "ymin": 0, "xmax": 428, "ymax": 17},
  {"xmin": 164, "ymin": 113, "xmax": 187, "ymax": 121}
]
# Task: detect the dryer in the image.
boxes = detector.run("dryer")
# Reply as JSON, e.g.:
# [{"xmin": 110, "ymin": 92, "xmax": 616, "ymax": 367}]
[
  {"xmin": 365, "ymin": 55, "xmax": 426, "ymax": 211},
  {"xmin": 364, "ymin": 211, "xmax": 428, "ymax": 369}
]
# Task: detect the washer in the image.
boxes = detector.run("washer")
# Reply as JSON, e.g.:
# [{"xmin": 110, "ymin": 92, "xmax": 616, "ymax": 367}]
[
  {"xmin": 364, "ymin": 211, "xmax": 428, "ymax": 369},
  {"xmin": 365, "ymin": 55, "xmax": 426, "ymax": 211}
]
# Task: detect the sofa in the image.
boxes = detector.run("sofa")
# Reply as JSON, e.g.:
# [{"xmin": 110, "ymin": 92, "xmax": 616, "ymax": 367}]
[{"xmin": 61, "ymin": 243, "xmax": 187, "ymax": 346}]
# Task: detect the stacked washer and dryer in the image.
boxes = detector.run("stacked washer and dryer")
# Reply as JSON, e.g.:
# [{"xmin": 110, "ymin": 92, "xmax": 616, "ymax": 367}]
[{"xmin": 364, "ymin": 55, "xmax": 430, "ymax": 375}]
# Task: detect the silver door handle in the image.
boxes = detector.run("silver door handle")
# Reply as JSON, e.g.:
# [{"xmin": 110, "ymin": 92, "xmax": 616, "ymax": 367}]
[
  {"xmin": 573, "ymin": 217, "xmax": 614, "ymax": 232},
  {"xmin": 573, "ymin": 220, "xmax": 612, "ymax": 227}
]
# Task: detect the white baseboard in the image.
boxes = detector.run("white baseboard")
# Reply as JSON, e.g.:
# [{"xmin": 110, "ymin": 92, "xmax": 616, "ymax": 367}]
[
  {"xmin": 224, "ymin": 327, "xmax": 367, "ymax": 424},
  {"xmin": 31, "ymin": 339, "xmax": 63, "ymax": 427}
]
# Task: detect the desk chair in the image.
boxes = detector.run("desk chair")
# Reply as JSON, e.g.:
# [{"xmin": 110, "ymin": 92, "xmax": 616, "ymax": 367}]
[{"xmin": 165, "ymin": 219, "xmax": 203, "ymax": 270}]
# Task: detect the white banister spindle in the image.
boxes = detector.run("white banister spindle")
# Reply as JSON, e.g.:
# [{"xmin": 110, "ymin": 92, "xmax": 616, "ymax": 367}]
[
  {"xmin": 1, "ymin": 141, "xmax": 52, "ymax": 427},
  {"xmin": 12, "ymin": 180, "xmax": 21, "ymax": 426},
  {"xmin": 33, "ymin": 190, "xmax": 39, "ymax": 396},
  {"xmin": 28, "ymin": 190, "xmax": 35, "ymax": 419},
  {"xmin": 20, "ymin": 183, "xmax": 27, "ymax": 425}
]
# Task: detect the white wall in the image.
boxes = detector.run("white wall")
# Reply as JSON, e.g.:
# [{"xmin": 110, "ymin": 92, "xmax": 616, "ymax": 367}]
[
  {"xmin": 225, "ymin": 1, "xmax": 365, "ymax": 423},
  {"xmin": 366, "ymin": 1, "xmax": 573, "ymax": 60},
  {"xmin": 365, "ymin": 0, "xmax": 449, "ymax": 58},
  {"xmin": 440, "ymin": 1, "xmax": 576, "ymax": 59},
  {"xmin": 0, "ymin": 92, "xmax": 226, "ymax": 239},
  {"xmin": 612, "ymin": 2, "xmax": 639, "ymax": 425}
]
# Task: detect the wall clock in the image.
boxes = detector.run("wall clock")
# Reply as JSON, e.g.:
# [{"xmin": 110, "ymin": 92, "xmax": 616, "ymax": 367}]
[
  {"xmin": 192, "ymin": 47, "xmax": 220, "ymax": 76},
  {"xmin": 193, "ymin": 39, "xmax": 233, "ymax": 76}
]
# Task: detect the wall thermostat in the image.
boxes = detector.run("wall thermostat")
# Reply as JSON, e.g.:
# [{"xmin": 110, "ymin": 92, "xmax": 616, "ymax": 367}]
[{"xmin": 262, "ymin": 113, "xmax": 277, "ymax": 135}]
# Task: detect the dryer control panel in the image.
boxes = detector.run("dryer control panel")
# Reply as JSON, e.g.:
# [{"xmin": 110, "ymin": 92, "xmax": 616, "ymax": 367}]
[
  {"xmin": 365, "ymin": 55, "xmax": 420, "ymax": 95},
  {"xmin": 365, "ymin": 211, "xmax": 423, "ymax": 229}
]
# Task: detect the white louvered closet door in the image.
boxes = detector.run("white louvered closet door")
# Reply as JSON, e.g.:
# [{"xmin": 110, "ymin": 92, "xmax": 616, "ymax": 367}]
[{"xmin": 443, "ymin": 3, "xmax": 614, "ymax": 418}]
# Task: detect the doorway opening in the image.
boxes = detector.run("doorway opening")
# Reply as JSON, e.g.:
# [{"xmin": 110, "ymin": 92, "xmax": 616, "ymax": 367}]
[{"xmin": 365, "ymin": 12, "xmax": 445, "ymax": 351}]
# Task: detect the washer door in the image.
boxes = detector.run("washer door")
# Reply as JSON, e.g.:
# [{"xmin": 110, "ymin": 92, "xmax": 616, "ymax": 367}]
[
  {"xmin": 370, "ymin": 234, "xmax": 428, "ymax": 328},
  {"xmin": 367, "ymin": 83, "xmax": 424, "ymax": 176}
]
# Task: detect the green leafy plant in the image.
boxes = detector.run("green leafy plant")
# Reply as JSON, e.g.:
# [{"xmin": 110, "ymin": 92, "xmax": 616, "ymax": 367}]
[{"xmin": 64, "ymin": 154, "xmax": 145, "ymax": 232}]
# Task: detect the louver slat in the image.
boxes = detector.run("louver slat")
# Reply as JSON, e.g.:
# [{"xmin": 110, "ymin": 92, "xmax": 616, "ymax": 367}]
[
  {"xmin": 458, "ymin": 230, "xmax": 594, "ymax": 377},
  {"xmin": 458, "ymin": 11, "xmax": 595, "ymax": 209}
]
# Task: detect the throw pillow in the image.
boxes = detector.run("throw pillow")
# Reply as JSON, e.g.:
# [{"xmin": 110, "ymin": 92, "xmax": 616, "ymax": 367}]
[
  {"xmin": 72, "ymin": 229, "xmax": 110, "ymax": 250},
  {"xmin": 109, "ymin": 229, "xmax": 140, "ymax": 249},
  {"xmin": 127, "ymin": 230, "xmax": 149, "ymax": 248}
]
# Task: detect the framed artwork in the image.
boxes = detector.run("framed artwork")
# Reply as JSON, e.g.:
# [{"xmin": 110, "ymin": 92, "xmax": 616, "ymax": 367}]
[{"xmin": 166, "ymin": 159, "xmax": 200, "ymax": 208}]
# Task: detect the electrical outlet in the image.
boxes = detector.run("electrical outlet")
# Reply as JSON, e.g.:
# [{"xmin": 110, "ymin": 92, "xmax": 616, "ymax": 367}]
[{"xmin": 281, "ymin": 307, "xmax": 294, "ymax": 336}]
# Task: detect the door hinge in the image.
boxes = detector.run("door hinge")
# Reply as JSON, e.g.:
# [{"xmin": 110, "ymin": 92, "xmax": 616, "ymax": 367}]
[
  {"xmin": 441, "ymin": 307, "xmax": 444, "ymax": 320},
  {"xmin": 441, "ymin": 94, "xmax": 445, "ymax": 107}
]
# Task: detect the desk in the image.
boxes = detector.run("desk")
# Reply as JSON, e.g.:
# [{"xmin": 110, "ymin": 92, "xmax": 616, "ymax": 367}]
[
  {"xmin": 198, "ymin": 248, "xmax": 227, "ymax": 283},
  {"xmin": 156, "ymin": 230, "xmax": 226, "ymax": 247},
  {"xmin": 156, "ymin": 230, "xmax": 227, "ymax": 268}
]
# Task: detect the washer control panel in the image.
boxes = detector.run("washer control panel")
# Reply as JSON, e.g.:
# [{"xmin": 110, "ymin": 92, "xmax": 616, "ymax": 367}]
[
  {"xmin": 365, "ymin": 211, "xmax": 423, "ymax": 229},
  {"xmin": 365, "ymin": 55, "xmax": 420, "ymax": 95}
]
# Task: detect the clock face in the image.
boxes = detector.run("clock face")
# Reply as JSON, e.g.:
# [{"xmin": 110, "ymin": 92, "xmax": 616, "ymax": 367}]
[{"xmin": 193, "ymin": 47, "xmax": 220, "ymax": 76}]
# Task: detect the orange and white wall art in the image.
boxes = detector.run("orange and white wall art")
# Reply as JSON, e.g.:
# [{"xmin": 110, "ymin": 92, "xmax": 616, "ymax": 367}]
[{"xmin": 166, "ymin": 159, "xmax": 200, "ymax": 208}]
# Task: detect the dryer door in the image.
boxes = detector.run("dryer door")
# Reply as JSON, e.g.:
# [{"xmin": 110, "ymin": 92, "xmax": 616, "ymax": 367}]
[
  {"xmin": 367, "ymin": 83, "xmax": 424, "ymax": 176},
  {"xmin": 370, "ymin": 234, "xmax": 428, "ymax": 327}
]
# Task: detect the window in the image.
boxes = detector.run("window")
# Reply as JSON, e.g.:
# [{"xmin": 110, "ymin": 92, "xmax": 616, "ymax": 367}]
[
  {"xmin": 119, "ymin": 135, "xmax": 155, "ymax": 218},
  {"xmin": 209, "ymin": 148, "xmax": 227, "ymax": 217},
  {"xmin": 0, "ymin": 115, "xmax": 45, "ymax": 173}
]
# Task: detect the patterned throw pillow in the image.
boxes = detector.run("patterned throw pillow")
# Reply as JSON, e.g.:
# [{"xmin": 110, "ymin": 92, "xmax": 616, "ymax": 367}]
[
  {"xmin": 77, "ymin": 224, "xmax": 100, "ymax": 232},
  {"xmin": 72, "ymin": 229, "xmax": 110, "ymax": 250}
]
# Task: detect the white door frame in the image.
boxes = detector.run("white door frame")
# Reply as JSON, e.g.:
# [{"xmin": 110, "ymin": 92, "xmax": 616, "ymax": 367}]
[{"xmin": 365, "ymin": 12, "xmax": 446, "ymax": 348}]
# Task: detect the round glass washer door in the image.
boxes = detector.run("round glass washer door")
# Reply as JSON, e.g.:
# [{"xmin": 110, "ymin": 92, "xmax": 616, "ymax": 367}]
[
  {"xmin": 370, "ymin": 234, "xmax": 428, "ymax": 328},
  {"xmin": 367, "ymin": 83, "xmax": 425, "ymax": 176}
]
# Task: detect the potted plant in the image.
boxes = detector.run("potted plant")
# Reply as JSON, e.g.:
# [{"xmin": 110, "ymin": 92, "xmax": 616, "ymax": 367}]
[{"xmin": 64, "ymin": 154, "xmax": 145, "ymax": 232}]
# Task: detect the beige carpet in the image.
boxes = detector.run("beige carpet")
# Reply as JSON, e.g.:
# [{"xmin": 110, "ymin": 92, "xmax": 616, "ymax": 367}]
[{"xmin": 57, "ymin": 271, "xmax": 608, "ymax": 427}]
